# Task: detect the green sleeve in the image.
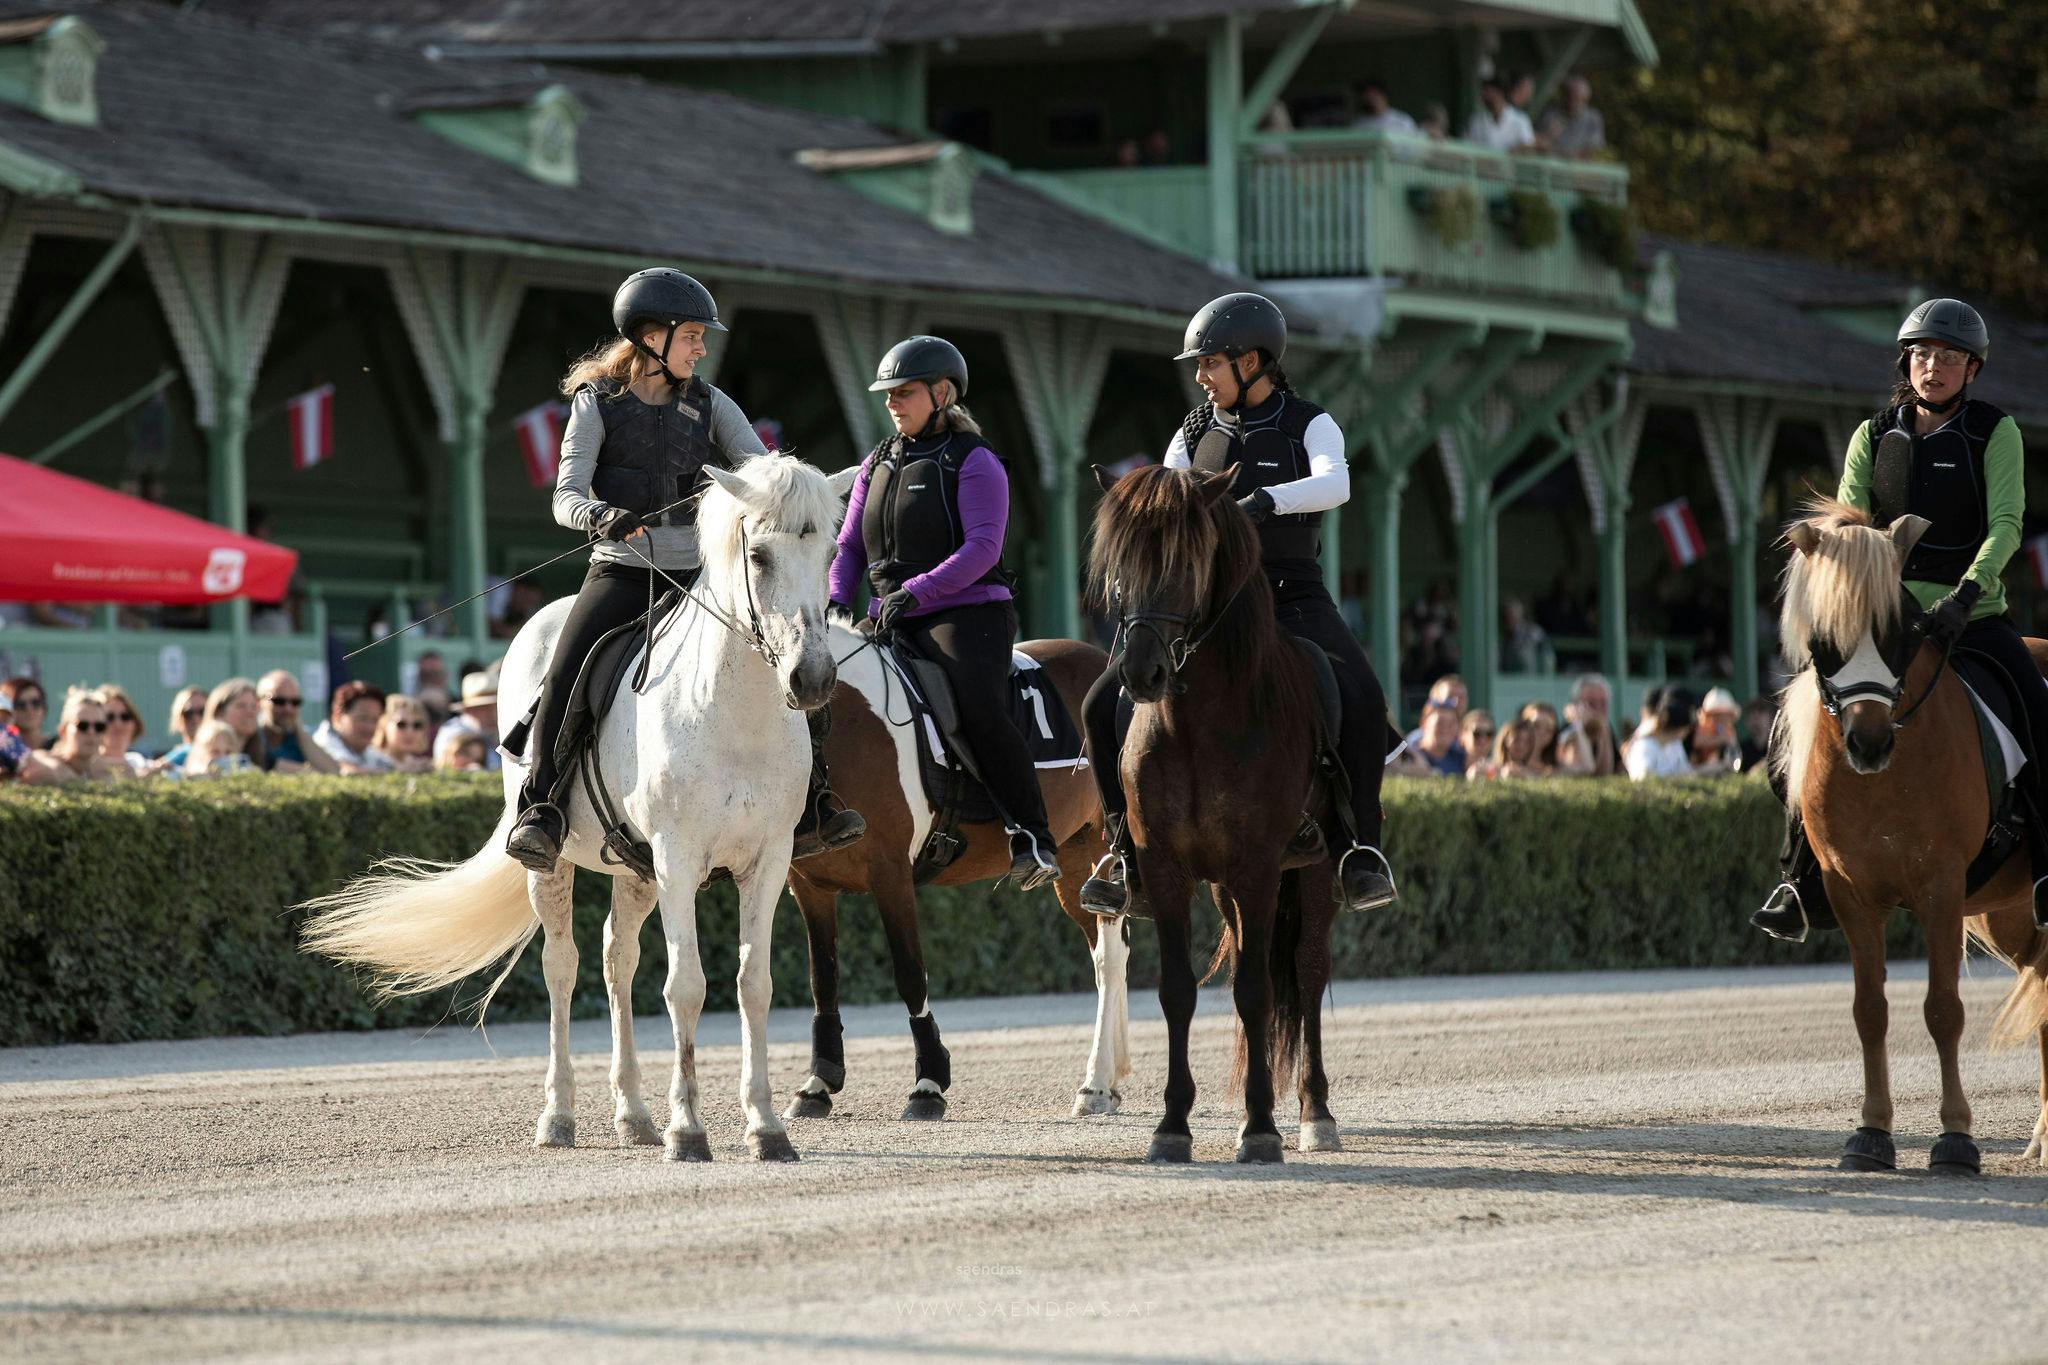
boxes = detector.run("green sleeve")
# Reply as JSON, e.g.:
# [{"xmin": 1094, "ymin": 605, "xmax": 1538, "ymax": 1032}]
[
  {"xmin": 1965, "ymin": 416, "xmax": 2025, "ymax": 594},
  {"xmin": 1836, "ymin": 420, "xmax": 1874, "ymax": 512}
]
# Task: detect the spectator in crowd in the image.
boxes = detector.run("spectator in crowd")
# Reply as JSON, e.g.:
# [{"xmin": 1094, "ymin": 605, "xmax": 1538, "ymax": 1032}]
[
  {"xmin": 1458, "ymin": 709, "xmax": 1496, "ymax": 776},
  {"xmin": 1465, "ymin": 75, "xmax": 1534, "ymax": 152},
  {"xmin": 1508, "ymin": 70, "xmax": 1536, "ymax": 118},
  {"xmin": 1518, "ymin": 700, "xmax": 1563, "ymax": 768},
  {"xmin": 436, "ymin": 731, "xmax": 490, "ymax": 773},
  {"xmin": 0, "ymin": 687, "xmax": 29, "ymax": 782},
  {"xmin": 163, "ymin": 677, "xmax": 268, "ymax": 771},
  {"xmin": 371, "ymin": 694, "xmax": 435, "ymax": 773},
  {"xmin": 1689, "ymin": 687, "xmax": 1745, "ymax": 774},
  {"xmin": 1536, "ymin": 74, "xmax": 1605, "ymax": 160},
  {"xmin": 1419, "ymin": 102, "xmax": 1450, "ymax": 139},
  {"xmin": 181, "ymin": 719, "xmax": 252, "ymax": 778},
  {"xmin": 1556, "ymin": 673, "xmax": 1618, "ymax": 776},
  {"xmin": 1389, "ymin": 695, "xmax": 1467, "ymax": 776},
  {"xmin": 258, "ymin": 670, "xmax": 341, "ymax": 774},
  {"xmin": 165, "ymin": 686, "xmax": 207, "ymax": 751},
  {"xmin": 1113, "ymin": 138, "xmax": 1142, "ymax": 168},
  {"xmin": 1739, "ymin": 695, "xmax": 1776, "ymax": 774},
  {"xmin": 28, "ymin": 687, "xmax": 132, "ymax": 783},
  {"xmin": 4, "ymin": 676, "xmax": 48, "ymax": 749},
  {"xmin": 414, "ymin": 651, "xmax": 453, "ymax": 728},
  {"xmin": 435, "ymin": 671, "xmax": 501, "ymax": 771},
  {"xmin": 1473, "ymin": 714, "xmax": 1549, "ymax": 780},
  {"xmin": 1501, "ymin": 597, "xmax": 1550, "ymax": 673},
  {"xmin": 490, "ymin": 578, "xmax": 544, "ymax": 641},
  {"xmin": 1617, "ymin": 681, "xmax": 1664, "ymax": 771},
  {"xmin": 92, "ymin": 684, "xmax": 153, "ymax": 775},
  {"xmin": 1399, "ymin": 674, "xmax": 1468, "ymax": 754},
  {"xmin": 1141, "ymin": 129, "xmax": 1171, "ymax": 165},
  {"xmin": 315, "ymin": 680, "xmax": 395, "ymax": 772},
  {"xmin": 1351, "ymin": 79, "xmax": 1417, "ymax": 134},
  {"xmin": 1626, "ymin": 686, "xmax": 1697, "ymax": 780}
]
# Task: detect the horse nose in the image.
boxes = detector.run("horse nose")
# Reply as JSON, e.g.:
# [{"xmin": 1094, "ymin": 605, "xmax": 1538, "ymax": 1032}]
[
  {"xmin": 1121, "ymin": 657, "xmax": 1168, "ymax": 702},
  {"xmin": 1842, "ymin": 707, "xmax": 1894, "ymax": 773},
  {"xmin": 788, "ymin": 656, "xmax": 836, "ymax": 711}
]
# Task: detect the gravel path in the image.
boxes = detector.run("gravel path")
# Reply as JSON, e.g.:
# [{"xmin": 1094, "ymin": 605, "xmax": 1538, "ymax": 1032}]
[{"xmin": 5, "ymin": 962, "xmax": 2045, "ymax": 1362}]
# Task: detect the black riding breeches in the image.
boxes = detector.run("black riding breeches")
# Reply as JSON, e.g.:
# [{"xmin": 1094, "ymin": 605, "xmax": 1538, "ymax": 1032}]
[
  {"xmin": 518, "ymin": 559, "xmax": 658, "ymax": 808},
  {"xmin": 1960, "ymin": 614, "xmax": 2048, "ymax": 810},
  {"xmin": 896, "ymin": 600, "xmax": 1052, "ymax": 839},
  {"xmin": 1081, "ymin": 575, "xmax": 1389, "ymax": 848}
]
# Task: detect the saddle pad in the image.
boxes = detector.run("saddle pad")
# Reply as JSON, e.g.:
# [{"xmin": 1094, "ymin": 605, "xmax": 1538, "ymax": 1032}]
[
  {"xmin": 884, "ymin": 647, "xmax": 1085, "ymax": 826},
  {"xmin": 1954, "ymin": 650, "xmax": 2027, "ymax": 798}
]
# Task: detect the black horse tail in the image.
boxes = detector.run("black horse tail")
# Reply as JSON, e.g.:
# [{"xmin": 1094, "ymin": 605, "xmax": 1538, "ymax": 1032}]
[{"xmin": 1211, "ymin": 871, "xmax": 1306, "ymax": 1103}]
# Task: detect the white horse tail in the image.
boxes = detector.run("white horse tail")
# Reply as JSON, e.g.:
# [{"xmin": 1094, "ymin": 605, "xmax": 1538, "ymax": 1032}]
[
  {"xmin": 299, "ymin": 813, "xmax": 537, "ymax": 1008},
  {"xmin": 1987, "ymin": 923, "xmax": 2048, "ymax": 1048}
]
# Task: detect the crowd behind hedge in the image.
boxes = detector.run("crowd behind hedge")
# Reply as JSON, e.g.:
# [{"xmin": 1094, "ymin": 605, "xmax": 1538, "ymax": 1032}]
[{"xmin": 0, "ymin": 774, "xmax": 1919, "ymax": 1048}]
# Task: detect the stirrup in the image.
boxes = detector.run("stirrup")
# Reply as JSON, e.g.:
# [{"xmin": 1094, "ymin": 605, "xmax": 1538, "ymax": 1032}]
[
  {"xmin": 1007, "ymin": 830, "xmax": 1060, "ymax": 892},
  {"xmin": 1335, "ymin": 843, "xmax": 1397, "ymax": 913},
  {"xmin": 1080, "ymin": 850, "xmax": 1133, "ymax": 918},
  {"xmin": 1752, "ymin": 882, "xmax": 1810, "ymax": 944}
]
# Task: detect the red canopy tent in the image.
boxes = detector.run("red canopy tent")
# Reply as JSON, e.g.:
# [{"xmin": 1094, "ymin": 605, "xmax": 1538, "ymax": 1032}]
[{"xmin": 0, "ymin": 454, "xmax": 296, "ymax": 603}]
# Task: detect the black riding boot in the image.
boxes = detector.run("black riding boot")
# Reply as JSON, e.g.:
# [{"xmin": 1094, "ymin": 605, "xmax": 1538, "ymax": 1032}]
[
  {"xmin": 1753, "ymin": 805, "xmax": 1836, "ymax": 942},
  {"xmin": 1080, "ymin": 813, "xmax": 1147, "ymax": 920},
  {"xmin": 793, "ymin": 706, "xmax": 864, "ymax": 860},
  {"xmin": 506, "ymin": 800, "xmax": 567, "ymax": 874},
  {"xmin": 1007, "ymin": 826, "xmax": 1060, "ymax": 891}
]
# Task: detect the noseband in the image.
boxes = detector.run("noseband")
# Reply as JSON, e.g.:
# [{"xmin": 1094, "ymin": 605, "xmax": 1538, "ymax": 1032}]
[
  {"xmin": 1116, "ymin": 570, "xmax": 1249, "ymax": 691},
  {"xmin": 1813, "ymin": 609, "xmax": 1950, "ymax": 730}
]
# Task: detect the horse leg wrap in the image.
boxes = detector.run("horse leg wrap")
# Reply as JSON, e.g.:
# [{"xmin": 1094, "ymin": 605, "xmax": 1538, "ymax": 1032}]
[
  {"xmin": 909, "ymin": 1011, "xmax": 952, "ymax": 1092},
  {"xmin": 809, "ymin": 1011, "xmax": 846, "ymax": 1093}
]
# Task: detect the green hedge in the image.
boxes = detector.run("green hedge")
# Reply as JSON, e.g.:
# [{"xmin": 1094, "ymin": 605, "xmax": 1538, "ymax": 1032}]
[{"xmin": 0, "ymin": 774, "xmax": 1926, "ymax": 1046}]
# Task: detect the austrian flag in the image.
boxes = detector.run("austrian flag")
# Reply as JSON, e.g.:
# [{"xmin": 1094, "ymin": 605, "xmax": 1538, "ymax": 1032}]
[
  {"xmin": 286, "ymin": 384, "xmax": 334, "ymax": 471},
  {"xmin": 514, "ymin": 401, "xmax": 568, "ymax": 488},
  {"xmin": 1652, "ymin": 496, "xmax": 1706, "ymax": 568}
]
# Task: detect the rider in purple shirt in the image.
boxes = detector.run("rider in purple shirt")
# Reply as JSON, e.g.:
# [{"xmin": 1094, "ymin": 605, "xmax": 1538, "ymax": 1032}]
[{"xmin": 830, "ymin": 336, "xmax": 1060, "ymax": 888}]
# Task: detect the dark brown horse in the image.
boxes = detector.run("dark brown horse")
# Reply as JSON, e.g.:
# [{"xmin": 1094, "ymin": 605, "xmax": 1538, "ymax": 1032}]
[
  {"xmin": 1087, "ymin": 462, "xmax": 1340, "ymax": 1164},
  {"xmin": 1779, "ymin": 501, "xmax": 2048, "ymax": 1172},
  {"xmin": 781, "ymin": 622, "xmax": 1128, "ymax": 1122}
]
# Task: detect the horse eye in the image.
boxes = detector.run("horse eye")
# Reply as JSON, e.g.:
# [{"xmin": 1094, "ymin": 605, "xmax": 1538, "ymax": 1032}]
[{"xmin": 749, "ymin": 548, "xmax": 771, "ymax": 568}]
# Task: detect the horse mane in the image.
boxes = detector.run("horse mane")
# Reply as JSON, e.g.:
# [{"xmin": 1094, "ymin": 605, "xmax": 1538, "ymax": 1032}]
[
  {"xmin": 696, "ymin": 453, "xmax": 843, "ymax": 588},
  {"xmin": 1086, "ymin": 465, "xmax": 1310, "ymax": 728},
  {"xmin": 1777, "ymin": 498, "xmax": 1902, "ymax": 670}
]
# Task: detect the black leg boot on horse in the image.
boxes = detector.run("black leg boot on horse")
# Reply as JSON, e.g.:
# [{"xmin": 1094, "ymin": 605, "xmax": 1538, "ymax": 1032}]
[{"xmin": 792, "ymin": 705, "xmax": 866, "ymax": 860}]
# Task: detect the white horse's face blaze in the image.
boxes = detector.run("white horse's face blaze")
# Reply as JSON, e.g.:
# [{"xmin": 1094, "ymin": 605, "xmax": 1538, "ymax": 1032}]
[{"xmin": 742, "ymin": 519, "xmax": 837, "ymax": 710}]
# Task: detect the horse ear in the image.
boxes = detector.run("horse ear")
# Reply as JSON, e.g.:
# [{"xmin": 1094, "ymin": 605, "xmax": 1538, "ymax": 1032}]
[
  {"xmin": 1091, "ymin": 463, "xmax": 1118, "ymax": 494},
  {"xmin": 1197, "ymin": 465, "xmax": 1238, "ymax": 506},
  {"xmin": 1889, "ymin": 514, "xmax": 1931, "ymax": 560},
  {"xmin": 703, "ymin": 463, "xmax": 754, "ymax": 507},
  {"xmin": 1784, "ymin": 522, "xmax": 1821, "ymax": 557},
  {"xmin": 827, "ymin": 464, "xmax": 862, "ymax": 497}
]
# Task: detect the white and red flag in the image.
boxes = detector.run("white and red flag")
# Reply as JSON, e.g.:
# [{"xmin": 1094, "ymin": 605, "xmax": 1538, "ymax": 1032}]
[
  {"xmin": 2025, "ymin": 534, "xmax": 2048, "ymax": 589},
  {"xmin": 514, "ymin": 401, "xmax": 568, "ymax": 488},
  {"xmin": 286, "ymin": 383, "xmax": 334, "ymax": 471},
  {"xmin": 1652, "ymin": 496, "xmax": 1706, "ymax": 568}
]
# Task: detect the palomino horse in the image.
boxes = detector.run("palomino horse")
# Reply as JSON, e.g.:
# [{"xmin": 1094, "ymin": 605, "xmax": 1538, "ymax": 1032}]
[
  {"xmin": 781, "ymin": 623, "xmax": 1128, "ymax": 1123},
  {"xmin": 1779, "ymin": 500, "xmax": 2048, "ymax": 1172},
  {"xmin": 302, "ymin": 455, "xmax": 844, "ymax": 1162},
  {"xmin": 1087, "ymin": 463, "xmax": 1340, "ymax": 1164}
]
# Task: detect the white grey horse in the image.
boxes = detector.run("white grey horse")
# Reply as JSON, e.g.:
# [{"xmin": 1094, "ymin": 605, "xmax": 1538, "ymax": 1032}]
[{"xmin": 302, "ymin": 455, "xmax": 842, "ymax": 1162}]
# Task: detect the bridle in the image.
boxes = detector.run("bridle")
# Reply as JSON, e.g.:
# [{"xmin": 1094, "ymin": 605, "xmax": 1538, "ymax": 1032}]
[
  {"xmin": 1115, "ymin": 563, "xmax": 1253, "ymax": 691},
  {"xmin": 1811, "ymin": 601, "xmax": 1951, "ymax": 731},
  {"xmin": 618, "ymin": 517, "xmax": 779, "ymax": 669}
]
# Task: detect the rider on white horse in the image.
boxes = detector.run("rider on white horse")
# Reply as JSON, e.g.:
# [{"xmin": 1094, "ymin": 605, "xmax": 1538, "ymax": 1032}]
[{"xmin": 504, "ymin": 269, "xmax": 864, "ymax": 871}]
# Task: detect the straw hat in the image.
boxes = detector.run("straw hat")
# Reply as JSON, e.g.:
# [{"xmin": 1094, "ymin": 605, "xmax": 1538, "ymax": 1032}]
[{"xmin": 452, "ymin": 672, "xmax": 498, "ymax": 711}]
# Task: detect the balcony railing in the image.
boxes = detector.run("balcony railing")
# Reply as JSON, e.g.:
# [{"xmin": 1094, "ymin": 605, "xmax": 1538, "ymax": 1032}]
[{"xmin": 1023, "ymin": 133, "xmax": 1630, "ymax": 308}]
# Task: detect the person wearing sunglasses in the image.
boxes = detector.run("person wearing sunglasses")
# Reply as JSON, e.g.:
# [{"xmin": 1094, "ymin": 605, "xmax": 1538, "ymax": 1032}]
[
  {"xmin": 166, "ymin": 686, "xmax": 208, "ymax": 751},
  {"xmin": 89, "ymin": 684, "xmax": 155, "ymax": 776},
  {"xmin": 370, "ymin": 694, "xmax": 435, "ymax": 773},
  {"xmin": 257, "ymin": 670, "xmax": 340, "ymax": 774},
  {"xmin": 1757, "ymin": 298, "xmax": 2044, "ymax": 940},
  {"xmin": 3, "ymin": 676, "xmax": 48, "ymax": 750},
  {"xmin": 24, "ymin": 687, "xmax": 132, "ymax": 783}
]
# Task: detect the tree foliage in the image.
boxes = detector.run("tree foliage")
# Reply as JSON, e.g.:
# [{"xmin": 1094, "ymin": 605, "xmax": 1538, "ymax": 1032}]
[{"xmin": 1607, "ymin": 0, "xmax": 2048, "ymax": 310}]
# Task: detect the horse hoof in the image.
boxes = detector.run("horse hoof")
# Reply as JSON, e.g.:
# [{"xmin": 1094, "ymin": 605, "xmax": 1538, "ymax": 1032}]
[
  {"xmin": 1929, "ymin": 1131, "xmax": 1981, "ymax": 1175},
  {"xmin": 1146, "ymin": 1132, "xmax": 1193, "ymax": 1164},
  {"xmin": 1299, "ymin": 1119, "xmax": 1342, "ymax": 1153},
  {"xmin": 664, "ymin": 1130, "xmax": 712, "ymax": 1163},
  {"xmin": 1072, "ymin": 1088, "xmax": 1121, "ymax": 1117},
  {"xmin": 784, "ymin": 1090, "xmax": 834, "ymax": 1121},
  {"xmin": 748, "ymin": 1129, "xmax": 800, "ymax": 1163},
  {"xmin": 534, "ymin": 1115, "xmax": 576, "ymax": 1149},
  {"xmin": 901, "ymin": 1091, "xmax": 948, "ymax": 1122},
  {"xmin": 616, "ymin": 1114, "xmax": 662, "ymax": 1147},
  {"xmin": 1236, "ymin": 1132, "xmax": 1285, "ymax": 1164},
  {"xmin": 1838, "ymin": 1126, "xmax": 1896, "ymax": 1172}
]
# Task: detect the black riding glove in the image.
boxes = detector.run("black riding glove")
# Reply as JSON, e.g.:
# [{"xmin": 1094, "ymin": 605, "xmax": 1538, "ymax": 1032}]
[
  {"xmin": 874, "ymin": 588, "xmax": 918, "ymax": 635},
  {"xmin": 595, "ymin": 506, "xmax": 647, "ymax": 542},
  {"xmin": 1922, "ymin": 580, "xmax": 1981, "ymax": 649},
  {"xmin": 1237, "ymin": 488, "xmax": 1276, "ymax": 525}
]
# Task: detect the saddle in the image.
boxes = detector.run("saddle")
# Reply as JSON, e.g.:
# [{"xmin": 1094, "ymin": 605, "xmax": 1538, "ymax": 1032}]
[
  {"xmin": 880, "ymin": 636, "xmax": 1085, "ymax": 885},
  {"xmin": 1287, "ymin": 635, "xmax": 1360, "ymax": 850},
  {"xmin": 1953, "ymin": 647, "xmax": 2035, "ymax": 896},
  {"xmin": 501, "ymin": 588, "xmax": 687, "ymax": 882}
]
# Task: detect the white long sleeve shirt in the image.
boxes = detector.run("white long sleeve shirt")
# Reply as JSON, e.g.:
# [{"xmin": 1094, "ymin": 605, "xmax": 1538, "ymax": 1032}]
[{"xmin": 1163, "ymin": 406, "xmax": 1351, "ymax": 516}]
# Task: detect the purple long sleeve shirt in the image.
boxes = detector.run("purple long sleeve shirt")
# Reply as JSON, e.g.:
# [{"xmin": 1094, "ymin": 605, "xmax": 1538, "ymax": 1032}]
[{"xmin": 831, "ymin": 444, "xmax": 1013, "ymax": 618}]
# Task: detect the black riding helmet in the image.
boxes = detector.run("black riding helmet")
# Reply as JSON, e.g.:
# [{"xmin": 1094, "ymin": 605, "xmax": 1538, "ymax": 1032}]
[
  {"xmin": 612, "ymin": 268, "xmax": 726, "ymax": 386},
  {"xmin": 1896, "ymin": 298, "xmax": 1987, "ymax": 414},
  {"xmin": 1174, "ymin": 292, "xmax": 1287, "ymax": 364},
  {"xmin": 868, "ymin": 335, "xmax": 969, "ymax": 400}
]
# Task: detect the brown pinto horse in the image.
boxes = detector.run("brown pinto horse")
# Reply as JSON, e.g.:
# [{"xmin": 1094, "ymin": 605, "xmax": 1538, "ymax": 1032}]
[
  {"xmin": 1086, "ymin": 462, "xmax": 1340, "ymax": 1164},
  {"xmin": 1779, "ymin": 501, "xmax": 2048, "ymax": 1172},
  {"xmin": 781, "ymin": 620, "xmax": 1130, "ymax": 1122}
]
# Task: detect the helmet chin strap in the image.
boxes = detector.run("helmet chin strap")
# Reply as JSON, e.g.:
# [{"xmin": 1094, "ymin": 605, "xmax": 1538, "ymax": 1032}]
[
  {"xmin": 1914, "ymin": 386, "xmax": 1966, "ymax": 414},
  {"xmin": 633, "ymin": 323, "xmax": 690, "ymax": 389},
  {"xmin": 1218, "ymin": 354, "xmax": 1263, "ymax": 416},
  {"xmin": 914, "ymin": 380, "xmax": 946, "ymax": 440}
]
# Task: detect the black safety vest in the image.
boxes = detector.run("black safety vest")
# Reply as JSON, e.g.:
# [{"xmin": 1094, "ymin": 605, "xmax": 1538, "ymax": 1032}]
[
  {"xmin": 1867, "ymin": 398, "xmax": 2005, "ymax": 586},
  {"xmin": 860, "ymin": 429, "xmax": 1007, "ymax": 600},
  {"xmin": 1181, "ymin": 392, "xmax": 1328, "ymax": 572},
  {"xmin": 580, "ymin": 376, "xmax": 722, "ymax": 527}
]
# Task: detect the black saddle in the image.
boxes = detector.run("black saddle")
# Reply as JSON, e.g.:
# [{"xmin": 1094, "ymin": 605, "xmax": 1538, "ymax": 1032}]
[
  {"xmin": 882, "ymin": 635, "xmax": 1083, "ymax": 885},
  {"xmin": 1952, "ymin": 646, "xmax": 2037, "ymax": 896},
  {"xmin": 1286, "ymin": 635, "xmax": 1344, "ymax": 747}
]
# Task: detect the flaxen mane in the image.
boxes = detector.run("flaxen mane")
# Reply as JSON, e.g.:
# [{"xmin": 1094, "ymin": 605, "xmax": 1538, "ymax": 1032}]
[{"xmin": 1777, "ymin": 499, "xmax": 1904, "ymax": 670}]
